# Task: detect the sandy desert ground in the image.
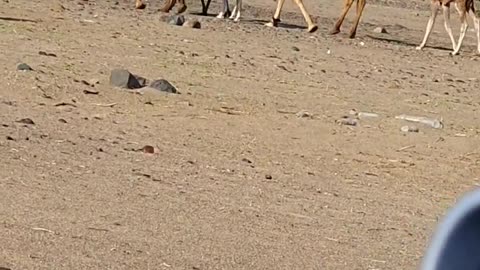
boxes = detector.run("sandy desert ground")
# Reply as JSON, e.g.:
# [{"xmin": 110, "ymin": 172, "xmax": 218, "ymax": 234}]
[{"xmin": 1, "ymin": 0, "xmax": 480, "ymax": 269}]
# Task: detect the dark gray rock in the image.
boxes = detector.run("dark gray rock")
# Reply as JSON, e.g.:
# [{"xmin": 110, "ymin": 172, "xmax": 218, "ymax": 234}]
[
  {"xmin": 134, "ymin": 75, "xmax": 148, "ymax": 87},
  {"xmin": 17, "ymin": 63, "xmax": 33, "ymax": 71},
  {"xmin": 109, "ymin": 69, "xmax": 143, "ymax": 89},
  {"xmin": 149, "ymin": 79, "xmax": 178, "ymax": 94},
  {"xmin": 168, "ymin": 15, "xmax": 185, "ymax": 26}
]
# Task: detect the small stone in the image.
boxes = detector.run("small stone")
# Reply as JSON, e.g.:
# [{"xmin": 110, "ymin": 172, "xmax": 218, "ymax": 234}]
[
  {"xmin": 296, "ymin": 110, "xmax": 312, "ymax": 118},
  {"xmin": 291, "ymin": 46, "xmax": 300, "ymax": 52},
  {"xmin": 183, "ymin": 19, "xmax": 201, "ymax": 29},
  {"xmin": 400, "ymin": 125, "xmax": 419, "ymax": 133},
  {"xmin": 142, "ymin": 145, "xmax": 155, "ymax": 154},
  {"xmin": 109, "ymin": 69, "xmax": 143, "ymax": 89},
  {"xmin": 17, "ymin": 63, "xmax": 33, "ymax": 71},
  {"xmin": 16, "ymin": 118, "xmax": 35, "ymax": 125},
  {"xmin": 83, "ymin": 89, "xmax": 99, "ymax": 95},
  {"xmin": 265, "ymin": 174, "xmax": 272, "ymax": 180},
  {"xmin": 336, "ymin": 117, "xmax": 358, "ymax": 126},
  {"xmin": 168, "ymin": 15, "xmax": 185, "ymax": 26},
  {"xmin": 241, "ymin": 158, "xmax": 252, "ymax": 164},
  {"xmin": 38, "ymin": 51, "xmax": 57, "ymax": 57},
  {"xmin": 149, "ymin": 79, "xmax": 178, "ymax": 94},
  {"xmin": 373, "ymin": 27, "xmax": 388, "ymax": 34}
]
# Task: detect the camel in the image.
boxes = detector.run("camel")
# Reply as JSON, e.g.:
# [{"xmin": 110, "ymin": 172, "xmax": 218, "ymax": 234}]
[
  {"xmin": 134, "ymin": 0, "xmax": 187, "ymax": 14},
  {"xmin": 265, "ymin": 0, "xmax": 366, "ymax": 37},
  {"xmin": 416, "ymin": 0, "xmax": 480, "ymax": 55},
  {"xmin": 216, "ymin": 0, "xmax": 241, "ymax": 22}
]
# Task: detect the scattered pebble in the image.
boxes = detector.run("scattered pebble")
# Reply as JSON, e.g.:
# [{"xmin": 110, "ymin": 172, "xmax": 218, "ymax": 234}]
[
  {"xmin": 373, "ymin": 27, "xmax": 388, "ymax": 34},
  {"xmin": 400, "ymin": 125, "xmax": 419, "ymax": 133},
  {"xmin": 336, "ymin": 118, "xmax": 358, "ymax": 126},
  {"xmin": 16, "ymin": 118, "xmax": 35, "ymax": 125},
  {"xmin": 142, "ymin": 145, "xmax": 155, "ymax": 154},
  {"xmin": 38, "ymin": 51, "xmax": 57, "ymax": 57},
  {"xmin": 183, "ymin": 19, "xmax": 201, "ymax": 29},
  {"xmin": 168, "ymin": 15, "xmax": 185, "ymax": 26},
  {"xmin": 291, "ymin": 46, "xmax": 300, "ymax": 52},
  {"xmin": 265, "ymin": 174, "xmax": 272, "ymax": 180},
  {"xmin": 83, "ymin": 89, "xmax": 99, "ymax": 95},
  {"xmin": 149, "ymin": 79, "xmax": 178, "ymax": 94},
  {"xmin": 17, "ymin": 63, "xmax": 33, "ymax": 71},
  {"xmin": 296, "ymin": 110, "xmax": 312, "ymax": 118}
]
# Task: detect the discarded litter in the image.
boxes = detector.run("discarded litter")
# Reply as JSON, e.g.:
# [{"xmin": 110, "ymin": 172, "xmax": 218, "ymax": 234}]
[{"xmin": 395, "ymin": 114, "xmax": 443, "ymax": 129}]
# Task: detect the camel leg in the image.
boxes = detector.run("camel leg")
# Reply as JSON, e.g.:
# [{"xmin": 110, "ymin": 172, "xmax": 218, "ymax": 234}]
[
  {"xmin": 451, "ymin": 7, "xmax": 468, "ymax": 55},
  {"xmin": 217, "ymin": 0, "xmax": 231, "ymax": 18},
  {"xmin": 159, "ymin": 0, "xmax": 176, "ymax": 13},
  {"xmin": 265, "ymin": 0, "xmax": 285, "ymax": 28},
  {"xmin": 201, "ymin": 0, "xmax": 212, "ymax": 15},
  {"xmin": 348, "ymin": 0, "xmax": 366, "ymax": 38},
  {"xmin": 416, "ymin": 1, "xmax": 440, "ymax": 50},
  {"xmin": 442, "ymin": 4, "xmax": 457, "ymax": 50},
  {"xmin": 233, "ymin": 0, "xmax": 242, "ymax": 22},
  {"xmin": 292, "ymin": 0, "xmax": 318, "ymax": 32},
  {"xmin": 468, "ymin": 5, "xmax": 480, "ymax": 54},
  {"xmin": 176, "ymin": 0, "xmax": 187, "ymax": 14},
  {"xmin": 229, "ymin": 0, "xmax": 238, "ymax": 20},
  {"xmin": 135, "ymin": 0, "xmax": 146, "ymax": 9},
  {"xmin": 330, "ymin": 0, "xmax": 355, "ymax": 35}
]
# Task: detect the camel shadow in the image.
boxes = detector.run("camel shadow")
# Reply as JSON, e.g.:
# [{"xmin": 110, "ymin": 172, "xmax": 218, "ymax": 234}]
[
  {"xmin": 0, "ymin": 16, "xmax": 38, "ymax": 23},
  {"xmin": 246, "ymin": 19, "xmax": 307, "ymax": 31},
  {"xmin": 366, "ymin": 34, "xmax": 452, "ymax": 51}
]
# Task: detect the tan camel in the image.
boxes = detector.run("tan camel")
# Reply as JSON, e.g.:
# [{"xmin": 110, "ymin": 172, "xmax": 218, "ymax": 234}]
[
  {"xmin": 135, "ymin": 0, "xmax": 187, "ymax": 14},
  {"xmin": 416, "ymin": 0, "xmax": 480, "ymax": 55},
  {"xmin": 265, "ymin": 0, "xmax": 366, "ymax": 37}
]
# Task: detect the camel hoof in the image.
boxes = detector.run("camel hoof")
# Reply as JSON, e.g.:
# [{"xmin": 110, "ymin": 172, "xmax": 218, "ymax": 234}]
[
  {"xmin": 329, "ymin": 28, "xmax": 340, "ymax": 35},
  {"xmin": 176, "ymin": 5, "xmax": 187, "ymax": 14},
  {"xmin": 266, "ymin": 18, "xmax": 280, "ymax": 28},
  {"xmin": 265, "ymin": 22, "xmax": 276, "ymax": 28},
  {"xmin": 307, "ymin": 25, "xmax": 318, "ymax": 33},
  {"xmin": 415, "ymin": 46, "xmax": 423, "ymax": 51},
  {"xmin": 135, "ymin": 3, "xmax": 146, "ymax": 9}
]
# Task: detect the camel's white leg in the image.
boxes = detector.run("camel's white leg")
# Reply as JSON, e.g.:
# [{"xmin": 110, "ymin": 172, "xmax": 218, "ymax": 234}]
[
  {"xmin": 229, "ymin": 4, "xmax": 238, "ymax": 19},
  {"xmin": 233, "ymin": 0, "xmax": 242, "ymax": 22},
  {"xmin": 468, "ymin": 6, "xmax": 480, "ymax": 54},
  {"xmin": 417, "ymin": 2, "xmax": 440, "ymax": 50},
  {"xmin": 217, "ymin": 0, "xmax": 230, "ymax": 18},
  {"xmin": 442, "ymin": 4, "xmax": 457, "ymax": 50},
  {"xmin": 265, "ymin": 0, "xmax": 285, "ymax": 27},
  {"xmin": 451, "ymin": 8, "xmax": 469, "ymax": 55}
]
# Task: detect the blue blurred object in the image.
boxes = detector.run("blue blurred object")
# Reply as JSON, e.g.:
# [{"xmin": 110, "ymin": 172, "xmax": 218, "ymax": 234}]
[{"xmin": 422, "ymin": 188, "xmax": 480, "ymax": 270}]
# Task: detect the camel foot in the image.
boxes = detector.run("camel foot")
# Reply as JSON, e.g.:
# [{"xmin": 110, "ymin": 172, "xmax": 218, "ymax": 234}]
[
  {"xmin": 329, "ymin": 28, "xmax": 340, "ymax": 35},
  {"xmin": 265, "ymin": 17, "xmax": 281, "ymax": 28},
  {"xmin": 176, "ymin": 4, "xmax": 187, "ymax": 14},
  {"xmin": 307, "ymin": 25, "xmax": 318, "ymax": 33},
  {"xmin": 135, "ymin": 2, "xmax": 146, "ymax": 9}
]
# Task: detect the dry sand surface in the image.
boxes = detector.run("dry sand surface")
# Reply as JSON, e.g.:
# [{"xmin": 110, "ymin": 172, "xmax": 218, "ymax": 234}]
[{"xmin": 1, "ymin": 0, "xmax": 480, "ymax": 269}]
